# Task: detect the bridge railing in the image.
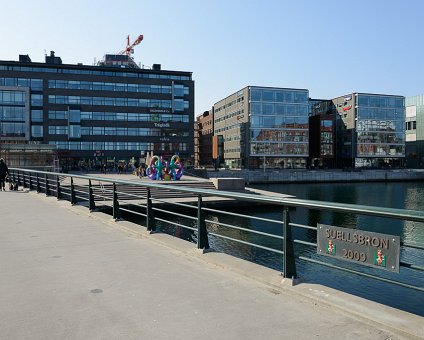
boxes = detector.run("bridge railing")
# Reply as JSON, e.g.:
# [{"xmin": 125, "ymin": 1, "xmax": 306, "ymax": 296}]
[{"xmin": 9, "ymin": 168, "xmax": 424, "ymax": 294}]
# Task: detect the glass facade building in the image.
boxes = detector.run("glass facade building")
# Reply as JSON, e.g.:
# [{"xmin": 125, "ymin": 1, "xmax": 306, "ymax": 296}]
[
  {"xmin": 249, "ymin": 87, "xmax": 309, "ymax": 168},
  {"xmin": 0, "ymin": 53, "xmax": 194, "ymax": 168},
  {"xmin": 355, "ymin": 93, "xmax": 405, "ymax": 167},
  {"xmin": 213, "ymin": 86, "xmax": 309, "ymax": 169},
  {"xmin": 324, "ymin": 93, "xmax": 405, "ymax": 168}
]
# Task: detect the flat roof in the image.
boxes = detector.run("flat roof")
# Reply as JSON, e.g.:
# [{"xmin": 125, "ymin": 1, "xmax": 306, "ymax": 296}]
[{"xmin": 0, "ymin": 59, "xmax": 192, "ymax": 76}]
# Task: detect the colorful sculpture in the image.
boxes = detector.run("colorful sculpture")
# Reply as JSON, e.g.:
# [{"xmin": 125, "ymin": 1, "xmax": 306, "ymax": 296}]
[
  {"xmin": 145, "ymin": 154, "xmax": 184, "ymax": 180},
  {"xmin": 169, "ymin": 155, "xmax": 183, "ymax": 180}
]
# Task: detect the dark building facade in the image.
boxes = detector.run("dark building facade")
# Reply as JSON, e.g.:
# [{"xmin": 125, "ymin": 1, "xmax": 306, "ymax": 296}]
[
  {"xmin": 309, "ymin": 99, "xmax": 336, "ymax": 168},
  {"xmin": 0, "ymin": 52, "xmax": 194, "ymax": 169},
  {"xmin": 194, "ymin": 110, "xmax": 214, "ymax": 167}
]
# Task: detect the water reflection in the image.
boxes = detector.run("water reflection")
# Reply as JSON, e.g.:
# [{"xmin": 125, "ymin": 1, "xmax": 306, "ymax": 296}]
[
  {"xmin": 251, "ymin": 181, "xmax": 424, "ymax": 316},
  {"xmin": 121, "ymin": 181, "xmax": 424, "ymax": 316},
  {"xmin": 403, "ymin": 186, "xmax": 424, "ymax": 245}
]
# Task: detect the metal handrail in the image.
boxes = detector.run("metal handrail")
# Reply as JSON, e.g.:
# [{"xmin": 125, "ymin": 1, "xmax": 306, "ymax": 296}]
[
  {"xmin": 204, "ymin": 218, "xmax": 285, "ymax": 240},
  {"xmin": 8, "ymin": 167, "xmax": 424, "ymax": 297},
  {"xmin": 10, "ymin": 168, "xmax": 424, "ymax": 222}
]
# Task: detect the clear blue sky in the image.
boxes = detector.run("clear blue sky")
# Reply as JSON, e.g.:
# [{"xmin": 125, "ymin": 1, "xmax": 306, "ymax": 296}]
[{"xmin": 1, "ymin": 0, "xmax": 423, "ymax": 115}]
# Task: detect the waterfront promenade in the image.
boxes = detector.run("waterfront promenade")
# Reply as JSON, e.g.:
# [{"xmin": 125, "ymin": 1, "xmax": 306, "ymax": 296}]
[{"xmin": 0, "ymin": 189, "xmax": 423, "ymax": 339}]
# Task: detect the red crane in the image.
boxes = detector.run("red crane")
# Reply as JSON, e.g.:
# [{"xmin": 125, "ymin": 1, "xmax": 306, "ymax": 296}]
[{"xmin": 118, "ymin": 34, "xmax": 144, "ymax": 56}]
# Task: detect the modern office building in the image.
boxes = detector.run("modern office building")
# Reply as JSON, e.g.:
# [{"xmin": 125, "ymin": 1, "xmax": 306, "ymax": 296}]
[
  {"xmin": 194, "ymin": 109, "xmax": 214, "ymax": 168},
  {"xmin": 312, "ymin": 93, "xmax": 405, "ymax": 168},
  {"xmin": 0, "ymin": 52, "xmax": 194, "ymax": 169},
  {"xmin": 405, "ymin": 94, "xmax": 424, "ymax": 168},
  {"xmin": 213, "ymin": 86, "xmax": 309, "ymax": 169}
]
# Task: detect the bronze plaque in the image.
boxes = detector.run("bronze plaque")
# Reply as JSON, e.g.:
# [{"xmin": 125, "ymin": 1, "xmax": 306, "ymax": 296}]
[{"xmin": 317, "ymin": 224, "xmax": 400, "ymax": 273}]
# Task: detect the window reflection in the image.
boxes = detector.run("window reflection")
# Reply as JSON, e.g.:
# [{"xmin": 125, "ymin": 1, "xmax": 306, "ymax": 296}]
[{"xmin": 356, "ymin": 94, "xmax": 405, "ymax": 158}]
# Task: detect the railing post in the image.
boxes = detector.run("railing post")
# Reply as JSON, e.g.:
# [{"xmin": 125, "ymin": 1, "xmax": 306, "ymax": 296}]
[
  {"xmin": 89, "ymin": 179, "xmax": 96, "ymax": 211},
  {"xmin": 70, "ymin": 177, "xmax": 76, "ymax": 205},
  {"xmin": 197, "ymin": 195, "xmax": 209, "ymax": 250},
  {"xmin": 56, "ymin": 175, "xmax": 62, "ymax": 200},
  {"xmin": 17, "ymin": 171, "xmax": 21, "ymax": 186},
  {"xmin": 29, "ymin": 172, "xmax": 33, "ymax": 190},
  {"xmin": 146, "ymin": 188, "xmax": 156, "ymax": 232},
  {"xmin": 113, "ymin": 183, "xmax": 121, "ymax": 220},
  {"xmin": 283, "ymin": 207, "xmax": 296, "ymax": 279},
  {"xmin": 36, "ymin": 174, "xmax": 40, "ymax": 193},
  {"xmin": 45, "ymin": 174, "xmax": 50, "ymax": 196},
  {"xmin": 22, "ymin": 172, "xmax": 27, "ymax": 189}
]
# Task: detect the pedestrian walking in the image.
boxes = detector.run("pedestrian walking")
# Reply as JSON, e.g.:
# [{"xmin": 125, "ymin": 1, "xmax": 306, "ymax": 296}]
[
  {"xmin": 139, "ymin": 164, "xmax": 144, "ymax": 178},
  {"xmin": 0, "ymin": 158, "xmax": 10, "ymax": 191}
]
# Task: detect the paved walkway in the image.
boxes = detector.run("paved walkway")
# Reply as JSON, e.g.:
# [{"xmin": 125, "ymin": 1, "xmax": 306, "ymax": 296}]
[{"xmin": 0, "ymin": 190, "xmax": 422, "ymax": 339}]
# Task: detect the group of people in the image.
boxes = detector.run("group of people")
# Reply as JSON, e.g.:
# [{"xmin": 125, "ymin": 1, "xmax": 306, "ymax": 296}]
[
  {"xmin": 0, "ymin": 158, "xmax": 10, "ymax": 191},
  {"xmin": 116, "ymin": 162, "xmax": 132, "ymax": 174},
  {"xmin": 100, "ymin": 162, "xmax": 142, "ymax": 175},
  {"xmin": 100, "ymin": 162, "xmax": 146, "ymax": 179}
]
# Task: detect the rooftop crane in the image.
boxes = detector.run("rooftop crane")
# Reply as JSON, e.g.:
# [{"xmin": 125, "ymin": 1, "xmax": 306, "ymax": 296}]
[{"xmin": 118, "ymin": 34, "xmax": 144, "ymax": 56}]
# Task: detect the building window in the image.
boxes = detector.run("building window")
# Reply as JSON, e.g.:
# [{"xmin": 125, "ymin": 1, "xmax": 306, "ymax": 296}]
[
  {"xmin": 1, "ymin": 122, "xmax": 25, "ymax": 137},
  {"xmin": 31, "ymin": 94, "xmax": 43, "ymax": 106},
  {"xmin": 0, "ymin": 90, "xmax": 25, "ymax": 105},
  {"xmin": 173, "ymin": 84, "xmax": 185, "ymax": 97},
  {"xmin": 30, "ymin": 79, "xmax": 43, "ymax": 90},
  {"xmin": 81, "ymin": 142, "xmax": 93, "ymax": 150},
  {"xmin": 49, "ymin": 126, "xmax": 68, "ymax": 135},
  {"xmin": 49, "ymin": 141, "xmax": 68, "ymax": 149},
  {"xmin": 31, "ymin": 110, "xmax": 43, "ymax": 122},
  {"xmin": 69, "ymin": 142, "xmax": 81, "ymax": 150},
  {"xmin": 31, "ymin": 125, "xmax": 43, "ymax": 137},
  {"xmin": 1, "ymin": 106, "xmax": 25, "ymax": 121},
  {"xmin": 69, "ymin": 125, "xmax": 81, "ymax": 138},
  {"xmin": 174, "ymin": 99, "xmax": 185, "ymax": 111},
  {"xmin": 49, "ymin": 110, "xmax": 68, "ymax": 119},
  {"xmin": 48, "ymin": 95, "xmax": 172, "ymax": 109},
  {"xmin": 69, "ymin": 110, "xmax": 81, "ymax": 123},
  {"xmin": 0, "ymin": 77, "xmax": 42, "ymax": 90}
]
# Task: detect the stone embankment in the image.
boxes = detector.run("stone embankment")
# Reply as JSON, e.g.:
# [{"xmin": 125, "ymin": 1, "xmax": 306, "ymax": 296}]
[{"xmin": 207, "ymin": 169, "xmax": 424, "ymax": 184}]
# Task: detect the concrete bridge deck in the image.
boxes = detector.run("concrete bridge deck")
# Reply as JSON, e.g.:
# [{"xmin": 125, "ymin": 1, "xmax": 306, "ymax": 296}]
[{"xmin": 0, "ymin": 189, "xmax": 422, "ymax": 339}]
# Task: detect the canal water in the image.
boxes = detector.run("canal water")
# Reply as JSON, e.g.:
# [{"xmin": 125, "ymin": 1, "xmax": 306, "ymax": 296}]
[
  {"xmin": 123, "ymin": 181, "xmax": 424, "ymax": 316},
  {"xmin": 248, "ymin": 181, "xmax": 424, "ymax": 316}
]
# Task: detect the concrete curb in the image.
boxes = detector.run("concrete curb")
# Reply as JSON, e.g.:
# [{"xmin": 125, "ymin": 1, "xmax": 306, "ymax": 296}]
[{"xmin": 35, "ymin": 191, "xmax": 424, "ymax": 339}]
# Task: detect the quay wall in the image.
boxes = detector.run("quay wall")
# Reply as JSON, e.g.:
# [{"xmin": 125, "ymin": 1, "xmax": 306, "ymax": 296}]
[{"xmin": 207, "ymin": 169, "xmax": 424, "ymax": 184}]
